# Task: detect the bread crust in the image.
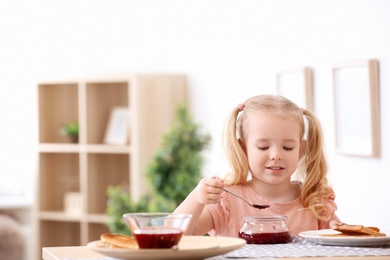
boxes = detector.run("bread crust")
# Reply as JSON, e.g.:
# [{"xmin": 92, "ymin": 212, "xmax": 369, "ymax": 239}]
[
  {"xmin": 332, "ymin": 223, "xmax": 386, "ymax": 237},
  {"xmin": 100, "ymin": 233, "xmax": 138, "ymax": 249}
]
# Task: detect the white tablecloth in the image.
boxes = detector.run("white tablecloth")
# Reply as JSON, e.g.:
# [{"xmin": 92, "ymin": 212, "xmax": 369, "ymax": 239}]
[{"xmin": 217, "ymin": 236, "xmax": 390, "ymax": 258}]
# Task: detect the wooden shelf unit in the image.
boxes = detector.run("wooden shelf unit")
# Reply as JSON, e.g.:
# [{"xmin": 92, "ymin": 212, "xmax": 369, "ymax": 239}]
[{"xmin": 35, "ymin": 74, "xmax": 187, "ymax": 259}]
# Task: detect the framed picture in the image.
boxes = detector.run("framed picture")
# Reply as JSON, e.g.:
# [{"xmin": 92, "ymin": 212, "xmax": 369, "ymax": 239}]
[
  {"xmin": 333, "ymin": 59, "xmax": 380, "ymax": 157},
  {"xmin": 104, "ymin": 107, "xmax": 130, "ymax": 145},
  {"xmin": 276, "ymin": 67, "xmax": 314, "ymax": 110}
]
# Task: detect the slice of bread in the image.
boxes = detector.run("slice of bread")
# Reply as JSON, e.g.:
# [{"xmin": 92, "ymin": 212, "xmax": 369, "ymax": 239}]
[
  {"xmin": 100, "ymin": 233, "xmax": 138, "ymax": 249},
  {"xmin": 332, "ymin": 223, "xmax": 386, "ymax": 237}
]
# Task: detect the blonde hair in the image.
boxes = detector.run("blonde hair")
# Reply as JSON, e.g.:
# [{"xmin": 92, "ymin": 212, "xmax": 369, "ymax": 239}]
[{"xmin": 223, "ymin": 95, "xmax": 332, "ymax": 221}]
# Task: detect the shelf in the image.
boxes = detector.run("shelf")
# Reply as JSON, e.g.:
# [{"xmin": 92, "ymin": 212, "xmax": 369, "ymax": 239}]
[
  {"xmin": 39, "ymin": 211, "xmax": 83, "ymax": 222},
  {"xmin": 86, "ymin": 153, "xmax": 129, "ymax": 215},
  {"xmin": 38, "ymin": 83, "xmax": 79, "ymax": 144},
  {"xmin": 86, "ymin": 214, "xmax": 109, "ymax": 224},
  {"xmin": 39, "ymin": 143, "xmax": 131, "ymax": 154},
  {"xmin": 39, "ymin": 143, "xmax": 80, "ymax": 153},
  {"xmin": 39, "ymin": 211, "xmax": 108, "ymax": 224},
  {"xmin": 38, "ymin": 153, "xmax": 80, "ymax": 212},
  {"xmin": 86, "ymin": 81, "xmax": 128, "ymax": 145},
  {"xmin": 84, "ymin": 144, "xmax": 131, "ymax": 154},
  {"xmin": 35, "ymin": 74, "xmax": 187, "ymax": 259}
]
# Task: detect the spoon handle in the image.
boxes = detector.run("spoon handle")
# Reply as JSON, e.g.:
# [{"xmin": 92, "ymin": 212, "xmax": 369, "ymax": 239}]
[{"xmin": 222, "ymin": 187, "xmax": 251, "ymax": 204}]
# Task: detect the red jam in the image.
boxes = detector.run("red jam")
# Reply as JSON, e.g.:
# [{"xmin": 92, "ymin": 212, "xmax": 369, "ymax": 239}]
[
  {"xmin": 134, "ymin": 227, "xmax": 183, "ymax": 248},
  {"xmin": 239, "ymin": 231, "xmax": 291, "ymax": 244}
]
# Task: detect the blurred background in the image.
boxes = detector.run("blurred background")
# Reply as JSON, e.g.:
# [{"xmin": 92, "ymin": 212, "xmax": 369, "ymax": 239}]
[{"xmin": 0, "ymin": 0, "xmax": 389, "ymax": 259}]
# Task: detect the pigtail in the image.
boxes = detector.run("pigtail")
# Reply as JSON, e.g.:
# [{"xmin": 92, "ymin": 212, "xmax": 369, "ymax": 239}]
[
  {"xmin": 300, "ymin": 109, "xmax": 332, "ymax": 221},
  {"xmin": 223, "ymin": 108, "xmax": 249, "ymax": 185}
]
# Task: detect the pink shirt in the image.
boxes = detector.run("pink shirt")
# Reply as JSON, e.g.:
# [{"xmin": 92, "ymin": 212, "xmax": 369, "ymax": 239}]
[{"xmin": 206, "ymin": 182, "xmax": 340, "ymax": 237}]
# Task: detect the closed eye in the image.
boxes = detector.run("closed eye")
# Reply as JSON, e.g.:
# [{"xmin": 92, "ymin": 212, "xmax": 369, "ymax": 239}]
[
  {"xmin": 258, "ymin": 147, "xmax": 269, "ymax": 150},
  {"xmin": 283, "ymin": 147, "xmax": 294, "ymax": 151}
]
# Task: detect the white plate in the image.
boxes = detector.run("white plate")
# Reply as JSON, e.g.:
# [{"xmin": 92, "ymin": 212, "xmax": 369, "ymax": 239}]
[
  {"xmin": 87, "ymin": 235, "xmax": 246, "ymax": 260},
  {"xmin": 299, "ymin": 229, "xmax": 390, "ymax": 247}
]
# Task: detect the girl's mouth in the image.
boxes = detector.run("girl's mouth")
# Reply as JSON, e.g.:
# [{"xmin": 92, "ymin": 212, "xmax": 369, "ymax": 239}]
[{"xmin": 267, "ymin": 166, "xmax": 284, "ymax": 170}]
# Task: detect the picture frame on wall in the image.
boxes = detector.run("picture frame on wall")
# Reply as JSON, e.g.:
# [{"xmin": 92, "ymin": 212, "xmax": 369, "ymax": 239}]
[
  {"xmin": 104, "ymin": 107, "xmax": 130, "ymax": 145},
  {"xmin": 333, "ymin": 59, "xmax": 380, "ymax": 157},
  {"xmin": 276, "ymin": 67, "xmax": 314, "ymax": 110}
]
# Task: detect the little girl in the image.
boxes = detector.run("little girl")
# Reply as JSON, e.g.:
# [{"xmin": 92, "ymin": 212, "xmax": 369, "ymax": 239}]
[{"xmin": 174, "ymin": 95, "xmax": 340, "ymax": 236}]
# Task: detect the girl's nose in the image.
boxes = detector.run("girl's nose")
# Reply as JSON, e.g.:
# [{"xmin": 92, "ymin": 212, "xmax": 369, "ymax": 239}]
[{"xmin": 271, "ymin": 149, "xmax": 282, "ymax": 161}]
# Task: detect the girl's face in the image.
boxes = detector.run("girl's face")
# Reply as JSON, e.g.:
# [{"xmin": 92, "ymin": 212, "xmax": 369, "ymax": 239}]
[{"xmin": 241, "ymin": 112, "xmax": 304, "ymax": 186}]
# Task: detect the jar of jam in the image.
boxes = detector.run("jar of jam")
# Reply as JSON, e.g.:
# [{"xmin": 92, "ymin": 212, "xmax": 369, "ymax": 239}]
[{"xmin": 239, "ymin": 215, "xmax": 291, "ymax": 244}]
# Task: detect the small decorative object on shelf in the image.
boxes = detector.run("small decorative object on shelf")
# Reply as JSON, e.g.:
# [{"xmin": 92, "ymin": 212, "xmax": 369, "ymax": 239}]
[
  {"xmin": 60, "ymin": 122, "xmax": 79, "ymax": 143},
  {"xmin": 64, "ymin": 192, "xmax": 82, "ymax": 216},
  {"xmin": 104, "ymin": 107, "xmax": 130, "ymax": 145}
]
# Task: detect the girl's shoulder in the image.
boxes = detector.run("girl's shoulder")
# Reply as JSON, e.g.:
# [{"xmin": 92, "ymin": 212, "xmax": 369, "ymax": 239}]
[{"xmin": 292, "ymin": 180, "xmax": 336, "ymax": 200}]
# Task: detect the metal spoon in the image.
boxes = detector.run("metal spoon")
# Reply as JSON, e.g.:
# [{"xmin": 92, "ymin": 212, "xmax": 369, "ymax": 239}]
[{"xmin": 222, "ymin": 187, "xmax": 270, "ymax": 209}]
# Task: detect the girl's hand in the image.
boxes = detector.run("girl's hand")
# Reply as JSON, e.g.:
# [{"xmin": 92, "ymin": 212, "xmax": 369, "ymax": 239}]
[{"xmin": 194, "ymin": 176, "xmax": 224, "ymax": 205}]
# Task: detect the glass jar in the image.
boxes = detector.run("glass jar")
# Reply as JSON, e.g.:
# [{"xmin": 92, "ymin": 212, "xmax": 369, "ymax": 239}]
[{"xmin": 239, "ymin": 215, "xmax": 292, "ymax": 244}]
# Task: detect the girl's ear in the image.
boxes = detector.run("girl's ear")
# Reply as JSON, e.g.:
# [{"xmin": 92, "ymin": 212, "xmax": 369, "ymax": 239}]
[
  {"xmin": 299, "ymin": 140, "xmax": 307, "ymax": 159},
  {"xmin": 238, "ymin": 138, "xmax": 247, "ymax": 155}
]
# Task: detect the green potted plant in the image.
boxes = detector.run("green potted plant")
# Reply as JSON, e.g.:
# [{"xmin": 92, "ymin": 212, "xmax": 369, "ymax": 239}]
[
  {"xmin": 60, "ymin": 122, "xmax": 79, "ymax": 143},
  {"xmin": 145, "ymin": 104, "xmax": 211, "ymax": 207}
]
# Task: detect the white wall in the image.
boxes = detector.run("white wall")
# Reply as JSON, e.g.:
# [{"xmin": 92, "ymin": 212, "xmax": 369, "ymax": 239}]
[{"xmin": 1, "ymin": 0, "xmax": 389, "ymax": 234}]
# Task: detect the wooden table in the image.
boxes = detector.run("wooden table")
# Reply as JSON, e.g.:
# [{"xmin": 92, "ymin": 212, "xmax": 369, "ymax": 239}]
[{"xmin": 42, "ymin": 246, "xmax": 390, "ymax": 260}]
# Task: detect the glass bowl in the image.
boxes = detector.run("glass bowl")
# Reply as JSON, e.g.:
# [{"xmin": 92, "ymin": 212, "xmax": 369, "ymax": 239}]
[
  {"xmin": 123, "ymin": 212, "xmax": 192, "ymax": 249},
  {"xmin": 239, "ymin": 215, "xmax": 292, "ymax": 244}
]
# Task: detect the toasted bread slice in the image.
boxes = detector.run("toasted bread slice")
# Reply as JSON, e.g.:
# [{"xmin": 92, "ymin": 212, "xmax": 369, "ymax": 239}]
[
  {"xmin": 332, "ymin": 223, "xmax": 386, "ymax": 237},
  {"xmin": 100, "ymin": 233, "xmax": 138, "ymax": 249}
]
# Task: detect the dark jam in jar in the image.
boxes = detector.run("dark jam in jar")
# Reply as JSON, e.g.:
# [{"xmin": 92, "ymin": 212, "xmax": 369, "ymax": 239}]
[
  {"xmin": 134, "ymin": 227, "xmax": 183, "ymax": 249},
  {"xmin": 239, "ymin": 215, "xmax": 292, "ymax": 244},
  {"xmin": 239, "ymin": 231, "xmax": 291, "ymax": 244}
]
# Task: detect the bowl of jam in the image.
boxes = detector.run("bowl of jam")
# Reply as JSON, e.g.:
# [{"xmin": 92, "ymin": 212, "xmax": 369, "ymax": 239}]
[
  {"xmin": 123, "ymin": 212, "xmax": 192, "ymax": 249},
  {"xmin": 239, "ymin": 215, "xmax": 291, "ymax": 244}
]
